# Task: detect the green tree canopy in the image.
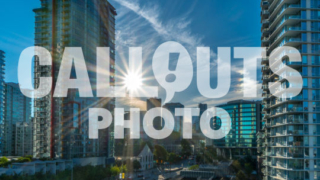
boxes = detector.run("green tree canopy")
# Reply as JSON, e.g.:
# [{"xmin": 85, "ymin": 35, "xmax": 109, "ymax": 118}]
[
  {"xmin": 0, "ymin": 157, "xmax": 9, "ymax": 167},
  {"xmin": 188, "ymin": 165, "xmax": 199, "ymax": 170},
  {"xmin": 132, "ymin": 160, "xmax": 141, "ymax": 171},
  {"xmin": 119, "ymin": 164, "xmax": 127, "ymax": 173},
  {"xmin": 111, "ymin": 166, "xmax": 120, "ymax": 176},
  {"xmin": 236, "ymin": 170, "xmax": 246, "ymax": 180},
  {"xmin": 168, "ymin": 153, "xmax": 177, "ymax": 164},
  {"xmin": 245, "ymin": 163, "xmax": 254, "ymax": 175},
  {"xmin": 232, "ymin": 160, "xmax": 242, "ymax": 171},
  {"xmin": 181, "ymin": 139, "xmax": 192, "ymax": 156},
  {"xmin": 154, "ymin": 145, "xmax": 168, "ymax": 162}
]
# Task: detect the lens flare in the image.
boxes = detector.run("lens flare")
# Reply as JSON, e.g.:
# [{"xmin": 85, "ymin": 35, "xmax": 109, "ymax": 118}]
[{"xmin": 124, "ymin": 72, "xmax": 142, "ymax": 91}]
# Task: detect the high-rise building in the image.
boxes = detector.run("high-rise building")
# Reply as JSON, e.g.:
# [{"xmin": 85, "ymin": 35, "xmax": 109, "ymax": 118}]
[
  {"xmin": 260, "ymin": 0, "xmax": 320, "ymax": 179},
  {"xmin": 33, "ymin": 0, "xmax": 116, "ymax": 159},
  {"xmin": 0, "ymin": 50, "xmax": 5, "ymax": 155},
  {"xmin": 163, "ymin": 102, "xmax": 184, "ymax": 133},
  {"xmin": 3, "ymin": 83, "xmax": 32, "ymax": 156},
  {"xmin": 209, "ymin": 100, "xmax": 262, "ymax": 159},
  {"xmin": 15, "ymin": 122, "xmax": 33, "ymax": 156},
  {"xmin": 193, "ymin": 103, "xmax": 208, "ymax": 133},
  {"xmin": 147, "ymin": 98, "xmax": 162, "ymax": 110},
  {"xmin": 146, "ymin": 98, "xmax": 162, "ymax": 129}
]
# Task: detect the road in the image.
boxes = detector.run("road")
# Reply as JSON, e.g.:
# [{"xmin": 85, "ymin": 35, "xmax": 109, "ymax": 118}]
[{"xmin": 127, "ymin": 159, "xmax": 196, "ymax": 180}]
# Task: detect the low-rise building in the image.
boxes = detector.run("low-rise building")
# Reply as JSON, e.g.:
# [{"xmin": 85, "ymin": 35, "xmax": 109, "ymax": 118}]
[
  {"xmin": 0, "ymin": 157, "xmax": 107, "ymax": 176},
  {"xmin": 115, "ymin": 144, "xmax": 154, "ymax": 170}
]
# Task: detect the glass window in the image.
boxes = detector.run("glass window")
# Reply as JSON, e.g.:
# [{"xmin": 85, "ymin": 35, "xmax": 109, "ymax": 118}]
[
  {"xmin": 313, "ymin": 67, "xmax": 320, "ymax": 76},
  {"xmin": 301, "ymin": 22, "xmax": 307, "ymax": 30},
  {"xmin": 312, "ymin": 22, "xmax": 320, "ymax": 31},
  {"xmin": 302, "ymin": 11, "xmax": 307, "ymax": 19},
  {"xmin": 312, "ymin": 33, "xmax": 320, "ymax": 42},
  {"xmin": 313, "ymin": 56, "xmax": 320, "ymax": 65},
  {"xmin": 302, "ymin": 44, "xmax": 307, "ymax": 53},
  {"xmin": 311, "ymin": 11, "xmax": 320, "ymax": 19},
  {"xmin": 301, "ymin": 0, "xmax": 307, "ymax": 7},
  {"xmin": 303, "ymin": 67, "xmax": 308, "ymax": 76},
  {"xmin": 314, "ymin": 90, "xmax": 320, "ymax": 100},
  {"xmin": 302, "ymin": 55, "xmax": 308, "ymax": 64},
  {"xmin": 303, "ymin": 78, "xmax": 308, "ymax": 87},
  {"xmin": 311, "ymin": 0, "xmax": 320, "ymax": 8},
  {"xmin": 302, "ymin": 33, "xmax": 307, "ymax": 41},
  {"xmin": 303, "ymin": 89, "xmax": 309, "ymax": 100}
]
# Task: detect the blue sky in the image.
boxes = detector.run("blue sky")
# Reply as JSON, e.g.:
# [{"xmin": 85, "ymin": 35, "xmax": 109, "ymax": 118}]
[{"xmin": 0, "ymin": 0, "xmax": 262, "ymax": 109}]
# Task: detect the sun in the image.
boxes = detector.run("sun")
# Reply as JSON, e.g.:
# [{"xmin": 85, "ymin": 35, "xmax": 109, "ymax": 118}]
[{"xmin": 124, "ymin": 72, "xmax": 142, "ymax": 91}]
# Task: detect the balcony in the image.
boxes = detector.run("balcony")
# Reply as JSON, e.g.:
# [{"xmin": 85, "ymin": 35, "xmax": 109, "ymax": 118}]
[
  {"xmin": 62, "ymin": 8, "xmax": 70, "ymax": 13},
  {"xmin": 287, "ymin": 130, "xmax": 304, "ymax": 135},
  {"xmin": 262, "ymin": 37, "xmax": 270, "ymax": 45},
  {"xmin": 262, "ymin": 75, "xmax": 270, "ymax": 81},
  {"xmin": 262, "ymin": 93, "xmax": 270, "ymax": 99},
  {"xmin": 262, "ymin": 28, "xmax": 269, "ymax": 35},
  {"xmin": 262, "ymin": 19, "xmax": 269, "ymax": 28},
  {"xmin": 313, "ymin": 107, "xmax": 320, "ymax": 112},
  {"xmin": 62, "ymin": 1, "xmax": 70, "ymax": 7},
  {"xmin": 288, "ymin": 141, "xmax": 303, "ymax": 147},
  {"xmin": 261, "ymin": 1, "xmax": 269, "ymax": 8},
  {"xmin": 261, "ymin": 57, "xmax": 269, "ymax": 64},
  {"xmin": 287, "ymin": 153, "xmax": 304, "ymax": 158},
  {"xmin": 62, "ymin": 19, "xmax": 70, "ymax": 25},
  {"xmin": 262, "ymin": 66, "xmax": 270, "ymax": 72},
  {"xmin": 287, "ymin": 118, "xmax": 305, "ymax": 124},
  {"xmin": 261, "ymin": 10, "xmax": 270, "ymax": 19},
  {"xmin": 286, "ymin": 105, "xmax": 303, "ymax": 111}
]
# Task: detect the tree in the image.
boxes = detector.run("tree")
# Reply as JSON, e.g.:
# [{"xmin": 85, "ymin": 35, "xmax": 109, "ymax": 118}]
[
  {"xmin": 17, "ymin": 156, "xmax": 31, "ymax": 163},
  {"xmin": 232, "ymin": 160, "xmax": 242, "ymax": 171},
  {"xmin": 0, "ymin": 157, "xmax": 9, "ymax": 167},
  {"xmin": 120, "ymin": 164, "xmax": 127, "ymax": 173},
  {"xmin": 196, "ymin": 155, "xmax": 203, "ymax": 163},
  {"xmin": 133, "ymin": 160, "xmax": 141, "ymax": 171},
  {"xmin": 140, "ymin": 141, "xmax": 154, "ymax": 152},
  {"xmin": 181, "ymin": 139, "xmax": 192, "ymax": 156},
  {"xmin": 154, "ymin": 145, "xmax": 168, "ymax": 163},
  {"xmin": 188, "ymin": 165, "xmax": 199, "ymax": 170},
  {"xmin": 245, "ymin": 163, "xmax": 254, "ymax": 176},
  {"xmin": 236, "ymin": 171, "xmax": 246, "ymax": 180},
  {"xmin": 111, "ymin": 166, "xmax": 120, "ymax": 176},
  {"xmin": 168, "ymin": 153, "xmax": 178, "ymax": 164}
]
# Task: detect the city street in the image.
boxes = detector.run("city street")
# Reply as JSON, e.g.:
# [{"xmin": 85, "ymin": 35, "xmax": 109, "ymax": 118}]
[{"xmin": 125, "ymin": 159, "xmax": 195, "ymax": 180}]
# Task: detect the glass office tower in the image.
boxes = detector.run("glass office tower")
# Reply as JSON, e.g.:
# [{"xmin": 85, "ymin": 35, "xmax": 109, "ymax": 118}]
[
  {"xmin": 0, "ymin": 50, "xmax": 5, "ymax": 155},
  {"xmin": 3, "ymin": 83, "xmax": 32, "ymax": 156},
  {"xmin": 163, "ymin": 103, "xmax": 184, "ymax": 133},
  {"xmin": 211, "ymin": 100, "xmax": 262, "ymax": 159},
  {"xmin": 261, "ymin": 0, "xmax": 320, "ymax": 179},
  {"xmin": 33, "ymin": 0, "xmax": 116, "ymax": 159}
]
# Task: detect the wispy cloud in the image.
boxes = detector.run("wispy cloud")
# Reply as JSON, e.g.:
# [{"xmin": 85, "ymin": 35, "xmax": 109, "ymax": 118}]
[
  {"xmin": 113, "ymin": 0, "xmax": 203, "ymax": 52},
  {"xmin": 112, "ymin": 0, "xmax": 262, "ymax": 107}
]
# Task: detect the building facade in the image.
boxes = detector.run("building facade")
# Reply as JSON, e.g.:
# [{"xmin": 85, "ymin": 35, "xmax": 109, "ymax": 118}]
[
  {"xmin": 193, "ymin": 103, "xmax": 207, "ymax": 134},
  {"xmin": 3, "ymin": 83, "xmax": 32, "ymax": 156},
  {"xmin": 146, "ymin": 98, "xmax": 162, "ymax": 129},
  {"xmin": 163, "ymin": 103, "xmax": 184, "ymax": 133},
  {"xmin": 15, "ymin": 122, "xmax": 33, "ymax": 156},
  {"xmin": 261, "ymin": 0, "xmax": 320, "ymax": 179},
  {"xmin": 210, "ymin": 100, "xmax": 262, "ymax": 159},
  {"xmin": 33, "ymin": 0, "xmax": 116, "ymax": 159},
  {"xmin": 0, "ymin": 50, "xmax": 5, "ymax": 155}
]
